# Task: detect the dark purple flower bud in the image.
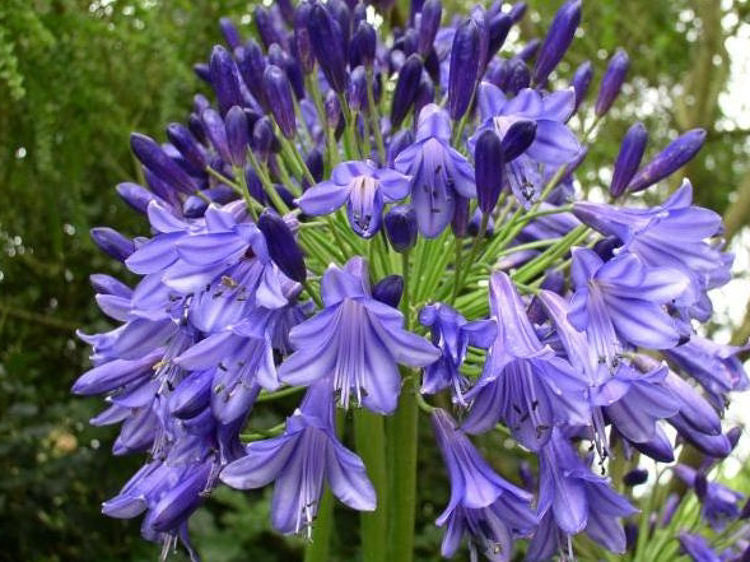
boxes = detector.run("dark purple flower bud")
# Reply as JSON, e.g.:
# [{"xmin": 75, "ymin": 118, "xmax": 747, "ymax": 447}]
[
  {"xmin": 166, "ymin": 123, "xmax": 208, "ymax": 172},
  {"xmin": 187, "ymin": 113, "xmax": 208, "ymax": 145},
  {"xmin": 257, "ymin": 210, "xmax": 307, "ymax": 282},
  {"xmin": 414, "ymin": 75, "xmax": 435, "ymax": 121},
  {"xmin": 488, "ymin": 12, "xmax": 512, "ymax": 58},
  {"xmin": 627, "ymin": 129, "xmax": 706, "ymax": 193},
  {"xmin": 726, "ymin": 426, "xmax": 742, "ymax": 451},
  {"xmin": 500, "ymin": 119, "xmax": 537, "ymax": 161},
  {"xmin": 409, "ymin": 0, "xmax": 424, "ymax": 24},
  {"xmin": 325, "ymin": 90, "xmax": 342, "ymax": 131},
  {"xmin": 193, "ymin": 93, "xmax": 211, "ymax": 114},
  {"xmin": 391, "ymin": 54, "xmax": 423, "ymax": 129},
  {"xmin": 308, "ymin": 3, "xmax": 349, "ymax": 93},
  {"xmin": 384, "ymin": 205, "xmax": 418, "ymax": 253},
  {"xmin": 595, "ymin": 49, "xmax": 630, "ymax": 117},
  {"xmin": 448, "ymin": 17, "xmax": 482, "ymax": 120},
  {"xmin": 509, "ymin": 1, "xmax": 527, "ymax": 22},
  {"xmin": 394, "ymin": 29, "xmax": 419, "ymax": 58},
  {"xmin": 593, "ymin": 236, "xmax": 620, "ymax": 261},
  {"xmin": 294, "ymin": 3, "xmax": 315, "ymax": 74},
  {"xmin": 348, "ymin": 66, "xmax": 368, "ymax": 113},
  {"xmin": 533, "ymin": 0, "xmax": 581, "ymax": 86},
  {"xmin": 518, "ymin": 38, "xmax": 541, "ymax": 62},
  {"xmin": 624, "ymin": 522, "xmax": 638, "ymax": 552},
  {"xmin": 277, "ymin": 0, "xmax": 296, "ymax": 25},
  {"xmin": 623, "ymin": 468, "xmax": 649, "ymax": 487},
  {"xmin": 424, "ymin": 47, "xmax": 441, "ymax": 84},
  {"xmin": 372, "ymin": 275, "xmax": 404, "ymax": 308},
  {"xmin": 388, "ymin": 129, "xmax": 414, "ymax": 166},
  {"xmin": 486, "ymin": 59, "xmax": 509, "ymax": 89},
  {"xmin": 252, "ymin": 116, "xmax": 276, "ymax": 160},
  {"xmin": 475, "ymin": 129, "xmax": 505, "ymax": 214},
  {"xmin": 193, "ymin": 63, "xmax": 211, "ymax": 83},
  {"xmin": 470, "ymin": 6, "xmax": 490, "ymax": 72},
  {"xmin": 225, "ymin": 106, "xmax": 250, "ymax": 167},
  {"xmin": 130, "ymin": 133, "xmax": 197, "ymax": 194},
  {"xmin": 245, "ymin": 167, "xmax": 267, "ymax": 204},
  {"xmin": 694, "ymin": 471, "xmax": 709, "ymax": 499},
  {"xmin": 254, "ymin": 6, "xmax": 285, "ymax": 50},
  {"xmin": 210, "ymin": 45, "xmax": 244, "ymax": 115},
  {"xmin": 200, "ymin": 108, "xmax": 232, "ymax": 163},
  {"xmin": 185, "ymin": 187, "xmax": 238, "ymax": 217},
  {"xmin": 610, "ymin": 122, "xmax": 648, "ymax": 197},
  {"xmin": 275, "ymin": 184, "xmax": 297, "ymax": 210},
  {"xmin": 327, "ymin": 0, "xmax": 352, "ymax": 49},
  {"xmin": 571, "ymin": 60, "xmax": 593, "ymax": 112},
  {"xmin": 418, "ymin": 0, "xmax": 442, "ymax": 56},
  {"xmin": 351, "ymin": 21, "xmax": 377, "ymax": 68},
  {"xmin": 236, "ymin": 41, "xmax": 269, "ymax": 112},
  {"xmin": 504, "ymin": 57, "xmax": 531, "ymax": 96},
  {"xmin": 90, "ymin": 227, "xmax": 135, "ymax": 262},
  {"xmin": 263, "ymin": 65, "xmax": 296, "ymax": 139},
  {"xmin": 451, "ymin": 195, "xmax": 470, "ymax": 238},
  {"xmin": 271, "ymin": 43, "xmax": 306, "ymax": 99},
  {"xmin": 116, "ymin": 182, "xmax": 158, "ymax": 214},
  {"xmin": 352, "ymin": 2, "xmax": 367, "ymax": 29},
  {"xmin": 302, "ymin": 148, "xmax": 324, "ymax": 190},
  {"xmin": 219, "ymin": 17, "xmax": 242, "ymax": 49}
]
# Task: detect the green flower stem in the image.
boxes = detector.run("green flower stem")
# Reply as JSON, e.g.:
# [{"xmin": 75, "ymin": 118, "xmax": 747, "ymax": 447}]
[
  {"xmin": 234, "ymin": 165, "xmax": 259, "ymax": 220},
  {"xmin": 337, "ymin": 92, "xmax": 361, "ymax": 160},
  {"xmin": 302, "ymin": 280, "xmax": 323, "ymax": 308},
  {"xmin": 451, "ymin": 212, "xmax": 488, "ymax": 304},
  {"xmin": 386, "ymin": 373, "xmax": 419, "ymax": 562},
  {"xmin": 511, "ymin": 225, "xmax": 590, "ymax": 284},
  {"xmin": 354, "ymin": 409, "xmax": 388, "ymax": 562},
  {"xmin": 366, "ymin": 66, "xmax": 386, "ymax": 163},
  {"xmin": 305, "ymin": 72, "xmax": 338, "ymax": 172},
  {"xmin": 246, "ymin": 149, "xmax": 291, "ymax": 215},
  {"xmin": 256, "ymin": 386, "xmax": 305, "ymax": 402}
]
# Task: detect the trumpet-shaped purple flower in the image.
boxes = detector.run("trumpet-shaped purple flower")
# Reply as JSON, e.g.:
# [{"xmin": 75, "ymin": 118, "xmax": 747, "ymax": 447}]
[
  {"xmin": 573, "ymin": 180, "xmax": 731, "ymax": 320},
  {"xmin": 472, "ymin": 83, "xmax": 581, "ymax": 205},
  {"xmin": 220, "ymin": 382, "xmax": 376, "ymax": 536},
  {"xmin": 528, "ymin": 427, "xmax": 637, "ymax": 559},
  {"xmin": 569, "ymin": 247, "xmax": 688, "ymax": 369},
  {"xmin": 278, "ymin": 257, "xmax": 439, "ymax": 413},
  {"xmin": 394, "ymin": 104, "xmax": 476, "ymax": 237},
  {"xmin": 674, "ymin": 465, "xmax": 744, "ymax": 531},
  {"xmin": 432, "ymin": 409, "xmax": 536, "ymax": 562},
  {"xmin": 664, "ymin": 335, "xmax": 750, "ymax": 410},
  {"xmin": 419, "ymin": 303, "xmax": 496, "ymax": 404},
  {"xmin": 297, "ymin": 160, "xmax": 411, "ymax": 238},
  {"xmin": 462, "ymin": 272, "xmax": 589, "ymax": 450}
]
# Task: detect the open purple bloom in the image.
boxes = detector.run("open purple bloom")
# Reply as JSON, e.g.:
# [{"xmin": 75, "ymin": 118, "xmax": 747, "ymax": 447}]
[
  {"xmin": 462, "ymin": 272, "xmax": 589, "ymax": 450},
  {"xmin": 573, "ymin": 180, "xmax": 731, "ymax": 321},
  {"xmin": 664, "ymin": 335, "xmax": 750, "ymax": 410},
  {"xmin": 278, "ymin": 257, "xmax": 439, "ymax": 413},
  {"xmin": 394, "ymin": 104, "xmax": 476, "ymax": 237},
  {"xmin": 419, "ymin": 303, "xmax": 496, "ymax": 404},
  {"xmin": 674, "ymin": 465, "xmax": 744, "ymax": 531},
  {"xmin": 528, "ymin": 427, "xmax": 637, "ymax": 559},
  {"xmin": 432, "ymin": 409, "xmax": 536, "ymax": 562},
  {"xmin": 297, "ymin": 160, "xmax": 411, "ymax": 238},
  {"xmin": 220, "ymin": 381, "xmax": 376, "ymax": 536},
  {"xmin": 472, "ymin": 83, "xmax": 580, "ymax": 205},
  {"xmin": 569, "ymin": 247, "xmax": 688, "ymax": 368}
]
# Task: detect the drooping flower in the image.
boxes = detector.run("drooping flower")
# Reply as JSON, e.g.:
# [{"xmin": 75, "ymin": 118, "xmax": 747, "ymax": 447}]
[
  {"xmin": 297, "ymin": 160, "xmax": 411, "ymax": 238},
  {"xmin": 527, "ymin": 427, "xmax": 637, "ymax": 559},
  {"xmin": 462, "ymin": 272, "xmax": 589, "ymax": 450},
  {"xmin": 278, "ymin": 257, "xmax": 440, "ymax": 413},
  {"xmin": 220, "ymin": 381, "xmax": 376, "ymax": 536},
  {"xmin": 419, "ymin": 303, "xmax": 496, "ymax": 404},
  {"xmin": 394, "ymin": 104, "xmax": 476, "ymax": 237},
  {"xmin": 432, "ymin": 409, "xmax": 537, "ymax": 562},
  {"xmin": 673, "ymin": 465, "xmax": 744, "ymax": 531}
]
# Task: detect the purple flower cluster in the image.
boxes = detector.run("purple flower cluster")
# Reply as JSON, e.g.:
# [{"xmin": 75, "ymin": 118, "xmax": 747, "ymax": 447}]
[{"xmin": 76, "ymin": 0, "xmax": 749, "ymax": 560}]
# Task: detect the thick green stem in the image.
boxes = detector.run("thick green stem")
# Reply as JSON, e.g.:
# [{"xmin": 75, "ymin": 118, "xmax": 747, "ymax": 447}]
[
  {"xmin": 354, "ymin": 410, "xmax": 388, "ymax": 562},
  {"xmin": 386, "ymin": 376, "xmax": 419, "ymax": 562}
]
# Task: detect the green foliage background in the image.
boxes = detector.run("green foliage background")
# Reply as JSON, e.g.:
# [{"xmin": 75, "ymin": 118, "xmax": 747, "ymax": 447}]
[{"xmin": 0, "ymin": 1, "xmax": 748, "ymax": 560}]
